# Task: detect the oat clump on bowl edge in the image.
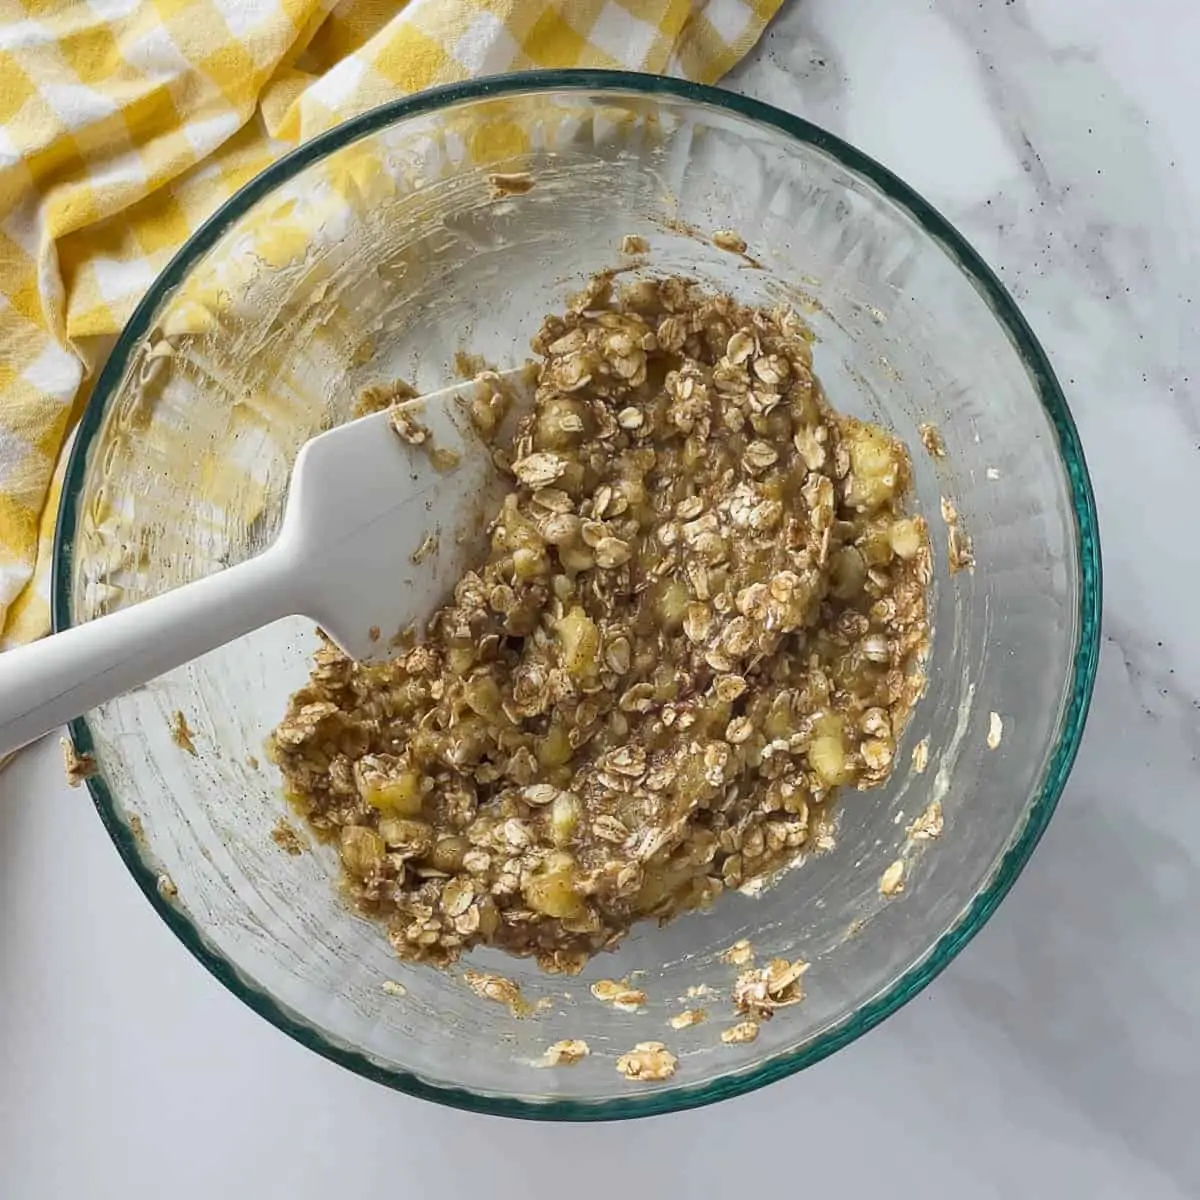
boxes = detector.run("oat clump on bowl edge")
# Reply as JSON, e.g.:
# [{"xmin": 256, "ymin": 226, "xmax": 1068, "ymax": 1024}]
[{"xmin": 268, "ymin": 274, "xmax": 932, "ymax": 973}]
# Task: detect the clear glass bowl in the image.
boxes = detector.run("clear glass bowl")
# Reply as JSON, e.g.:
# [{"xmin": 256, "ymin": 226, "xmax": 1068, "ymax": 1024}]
[{"xmin": 56, "ymin": 71, "xmax": 1100, "ymax": 1119}]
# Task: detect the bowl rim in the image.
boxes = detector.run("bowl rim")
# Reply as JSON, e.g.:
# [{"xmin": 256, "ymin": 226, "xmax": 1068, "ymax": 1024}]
[{"xmin": 54, "ymin": 68, "xmax": 1102, "ymax": 1122}]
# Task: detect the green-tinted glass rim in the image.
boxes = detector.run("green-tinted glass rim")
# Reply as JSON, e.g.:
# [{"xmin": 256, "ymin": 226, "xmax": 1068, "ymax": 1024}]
[{"xmin": 53, "ymin": 69, "xmax": 1101, "ymax": 1122}]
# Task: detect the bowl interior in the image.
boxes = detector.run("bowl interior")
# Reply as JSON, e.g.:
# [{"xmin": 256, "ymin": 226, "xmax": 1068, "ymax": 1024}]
[{"xmin": 59, "ymin": 76, "xmax": 1098, "ymax": 1117}]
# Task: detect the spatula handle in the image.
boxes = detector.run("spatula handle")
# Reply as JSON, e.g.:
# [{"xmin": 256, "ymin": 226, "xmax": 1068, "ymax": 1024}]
[{"xmin": 0, "ymin": 549, "xmax": 296, "ymax": 760}]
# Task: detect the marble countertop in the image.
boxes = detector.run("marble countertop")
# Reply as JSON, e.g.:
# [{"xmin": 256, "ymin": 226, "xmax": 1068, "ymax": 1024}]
[{"xmin": 3, "ymin": 1, "xmax": 1197, "ymax": 1196}]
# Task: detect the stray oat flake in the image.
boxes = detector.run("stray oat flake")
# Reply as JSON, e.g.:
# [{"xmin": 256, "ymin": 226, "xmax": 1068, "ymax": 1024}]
[
  {"xmin": 591, "ymin": 979, "xmax": 648, "ymax": 1012},
  {"xmin": 721, "ymin": 938, "xmax": 755, "ymax": 967},
  {"xmin": 911, "ymin": 736, "xmax": 930, "ymax": 774},
  {"xmin": 721, "ymin": 1020, "xmax": 760, "ymax": 1045},
  {"xmin": 488, "ymin": 171, "xmax": 535, "ymax": 197},
  {"xmin": 712, "ymin": 229, "xmax": 748, "ymax": 254},
  {"xmin": 732, "ymin": 958, "xmax": 808, "ymax": 1018},
  {"xmin": 616, "ymin": 1041, "xmax": 677, "ymax": 1082},
  {"xmin": 389, "ymin": 407, "xmax": 430, "ymax": 445},
  {"xmin": 941, "ymin": 495, "xmax": 975, "ymax": 574},
  {"xmin": 918, "ymin": 422, "xmax": 948, "ymax": 459},
  {"xmin": 271, "ymin": 818, "xmax": 307, "ymax": 856},
  {"xmin": 170, "ymin": 709, "xmax": 197, "ymax": 755},
  {"xmin": 540, "ymin": 1039, "xmax": 590, "ymax": 1067},
  {"xmin": 410, "ymin": 530, "xmax": 438, "ymax": 564},
  {"xmin": 879, "ymin": 859, "xmax": 906, "ymax": 896},
  {"xmin": 463, "ymin": 970, "xmax": 543, "ymax": 1017},
  {"xmin": 906, "ymin": 800, "xmax": 943, "ymax": 841},
  {"xmin": 62, "ymin": 737, "xmax": 97, "ymax": 786},
  {"xmin": 987, "ymin": 711, "xmax": 1004, "ymax": 750}
]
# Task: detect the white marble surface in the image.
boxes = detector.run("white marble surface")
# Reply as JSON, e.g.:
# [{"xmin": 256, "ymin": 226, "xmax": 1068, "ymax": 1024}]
[{"xmin": 3, "ymin": 1, "xmax": 1198, "ymax": 1196}]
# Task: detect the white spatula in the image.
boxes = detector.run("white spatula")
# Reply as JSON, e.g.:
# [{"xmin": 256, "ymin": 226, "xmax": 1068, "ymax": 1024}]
[{"xmin": 0, "ymin": 366, "xmax": 536, "ymax": 760}]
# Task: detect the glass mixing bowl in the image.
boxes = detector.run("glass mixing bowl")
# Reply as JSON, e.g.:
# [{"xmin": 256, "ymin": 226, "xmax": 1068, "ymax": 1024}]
[{"xmin": 56, "ymin": 71, "xmax": 1100, "ymax": 1119}]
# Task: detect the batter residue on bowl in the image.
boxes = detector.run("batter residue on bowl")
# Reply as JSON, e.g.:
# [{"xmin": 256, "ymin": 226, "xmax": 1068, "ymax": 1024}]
[{"xmin": 269, "ymin": 275, "xmax": 932, "ymax": 973}]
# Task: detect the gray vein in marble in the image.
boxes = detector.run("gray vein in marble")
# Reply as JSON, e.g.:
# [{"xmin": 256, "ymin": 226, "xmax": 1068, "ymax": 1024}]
[
  {"xmin": 729, "ymin": 1, "xmax": 1200, "ymax": 1193},
  {"xmin": 726, "ymin": 2, "xmax": 847, "ymax": 129},
  {"xmin": 934, "ymin": 0, "xmax": 1200, "ymax": 430}
]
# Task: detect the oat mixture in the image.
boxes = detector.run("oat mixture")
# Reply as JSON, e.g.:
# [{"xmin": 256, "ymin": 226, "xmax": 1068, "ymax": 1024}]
[{"xmin": 269, "ymin": 275, "xmax": 932, "ymax": 974}]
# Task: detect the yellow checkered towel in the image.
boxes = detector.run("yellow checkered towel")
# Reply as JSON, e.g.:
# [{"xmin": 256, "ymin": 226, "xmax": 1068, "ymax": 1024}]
[{"xmin": 0, "ymin": 0, "xmax": 781, "ymax": 649}]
